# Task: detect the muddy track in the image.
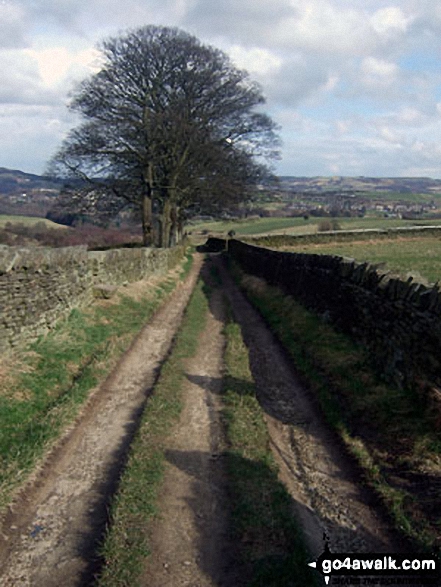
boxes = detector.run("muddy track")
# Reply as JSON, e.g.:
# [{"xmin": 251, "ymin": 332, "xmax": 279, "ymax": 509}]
[
  {"xmin": 0, "ymin": 253, "xmax": 410, "ymax": 586},
  {"xmin": 214, "ymin": 256, "xmax": 403, "ymax": 558},
  {"xmin": 0, "ymin": 255, "xmax": 203, "ymax": 587},
  {"xmin": 141, "ymin": 267, "xmax": 238, "ymax": 586}
]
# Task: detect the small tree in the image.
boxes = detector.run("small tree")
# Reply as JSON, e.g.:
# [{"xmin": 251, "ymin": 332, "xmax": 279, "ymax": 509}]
[{"xmin": 48, "ymin": 25, "xmax": 280, "ymax": 247}]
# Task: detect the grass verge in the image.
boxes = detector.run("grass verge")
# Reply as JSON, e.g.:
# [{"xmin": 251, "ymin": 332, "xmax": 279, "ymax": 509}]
[
  {"xmin": 96, "ymin": 278, "xmax": 208, "ymax": 587},
  {"xmin": 222, "ymin": 304, "xmax": 318, "ymax": 586},
  {"xmin": 229, "ymin": 262, "xmax": 441, "ymax": 553},
  {"xmin": 0, "ymin": 254, "xmax": 191, "ymax": 512}
]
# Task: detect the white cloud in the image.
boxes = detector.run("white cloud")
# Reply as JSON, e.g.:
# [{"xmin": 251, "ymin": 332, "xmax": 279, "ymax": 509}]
[
  {"xmin": 1, "ymin": 0, "xmax": 441, "ymax": 176},
  {"xmin": 395, "ymin": 107, "xmax": 429, "ymax": 126},
  {"xmin": 183, "ymin": 0, "xmax": 294, "ymax": 45},
  {"xmin": 0, "ymin": 2, "xmax": 28, "ymax": 48},
  {"xmin": 361, "ymin": 57, "xmax": 399, "ymax": 86},
  {"xmin": 0, "ymin": 50, "xmax": 60, "ymax": 105},
  {"xmin": 335, "ymin": 120, "xmax": 352, "ymax": 135},
  {"xmin": 371, "ymin": 7, "xmax": 411, "ymax": 36},
  {"xmin": 377, "ymin": 126, "xmax": 405, "ymax": 146},
  {"xmin": 24, "ymin": 47, "xmax": 102, "ymax": 88},
  {"xmin": 0, "ymin": 103, "xmax": 77, "ymax": 173},
  {"xmin": 277, "ymin": 1, "xmax": 373, "ymax": 55},
  {"xmin": 228, "ymin": 46, "xmax": 282, "ymax": 77}
]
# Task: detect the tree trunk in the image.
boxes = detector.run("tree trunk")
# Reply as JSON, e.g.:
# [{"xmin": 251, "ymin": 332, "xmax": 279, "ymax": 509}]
[
  {"xmin": 142, "ymin": 190, "xmax": 153, "ymax": 246},
  {"xmin": 169, "ymin": 204, "xmax": 180, "ymax": 247},
  {"xmin": 161, "ymin": 199, "xmax": 172, "ymax": 248},
  {"xmin": 153, "ymin": 211, "xmax": 162, "ymax": 248},
  {"xmin": 143, "ymin": 161, "xmax": 161, "ymax": 247}
]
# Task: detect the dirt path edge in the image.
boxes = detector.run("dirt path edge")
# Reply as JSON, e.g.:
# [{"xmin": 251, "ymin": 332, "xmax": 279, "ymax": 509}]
[{"xmin": 0, "ymin": 254, "xmax": 202, "ymax": 587}]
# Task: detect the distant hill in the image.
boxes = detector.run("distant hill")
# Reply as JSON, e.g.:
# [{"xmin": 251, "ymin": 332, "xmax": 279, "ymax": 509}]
[
  {"xmin": 0, "ymin": 167, "xmax": 64, "ymax": 217},
  {"xmin": 3, "ymin": 166, "xmax": 441, "ymax": 221},
  {"xmin": 0, "ymin": 167, "xmax": 62, "ymax": 194},
  {"xmin": 278, "ymin": 176, "xmax": 441, "ymax": 194}
]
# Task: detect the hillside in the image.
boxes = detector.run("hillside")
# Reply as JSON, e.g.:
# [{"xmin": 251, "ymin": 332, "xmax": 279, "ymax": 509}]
[
  {"xmin": 0, "ymin": 167, "xmax": 61, "ymax": 217},
  {"xmin": 3, "ymin": 165, "xmax": 441, "ymax": 222},
  {"xmin": 278, "ymin": 175, "xmax": 441, "ymax": 194}
]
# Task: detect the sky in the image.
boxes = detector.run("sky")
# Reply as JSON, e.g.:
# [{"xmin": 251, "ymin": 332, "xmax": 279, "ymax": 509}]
[{"xmin": 2, "ymin": 1, "xmax": 441, "ymax": 178}]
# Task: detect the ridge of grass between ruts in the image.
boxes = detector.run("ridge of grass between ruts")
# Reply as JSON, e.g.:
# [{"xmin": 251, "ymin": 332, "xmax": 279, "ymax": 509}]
[
  {"xmin": 222, "ymin": 300, "xmax": 318, "ymax": 586},
  {"xmin": 229, "ymin": 261, "xmax": 440, "ymax": 552},
  {"xmin": 0, "ymin": 251, "xmax": 193, "ymax": 513},
  {"xmin": 98, "ymin": 261, "xmax": 317, "ymax": 586},
  {"xmin": 97, "ymin": 277, "xmax": 208, "ymax": 587}
]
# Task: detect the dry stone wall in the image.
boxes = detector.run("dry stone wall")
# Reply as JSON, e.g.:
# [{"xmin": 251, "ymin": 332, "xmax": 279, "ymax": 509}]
[
  {"xmin": 228, "ymin": 238, "xmax": 441, "ymax": 392},
  {"xmin": 0, "ymin": 244, "xmax": 185, "ymax": 352}
]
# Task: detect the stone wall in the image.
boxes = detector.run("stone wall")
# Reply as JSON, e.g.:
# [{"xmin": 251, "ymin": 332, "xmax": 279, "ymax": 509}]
[
  {"xmin": 0, "ymin": 244, "xmax": 185, "ymax": 352},
  {"xmin": 228, "ymin": 239, "xmax": 441, "ymax": 391}
]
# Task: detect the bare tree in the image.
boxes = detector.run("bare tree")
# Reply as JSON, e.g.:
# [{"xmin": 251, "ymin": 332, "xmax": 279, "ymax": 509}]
[{"xmin": 48, "ymin": 25, "xmax": 280, "ymax": 247}]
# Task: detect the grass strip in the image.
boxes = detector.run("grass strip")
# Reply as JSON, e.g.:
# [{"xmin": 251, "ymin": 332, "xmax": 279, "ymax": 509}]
[
  {"xmin": 97, "ymin": 278, "xmax": 208, "ymax": 587},
  {"xmin": 231, "ymin": 263, "xmax": 440, "ymax": 551},
  {"xmin": 0, "ymin": 253, "xmax": 192, "ymax": 512},
  {"xmin": 222, "ymin": 308, "xmax": 318, "ymax": 586}
]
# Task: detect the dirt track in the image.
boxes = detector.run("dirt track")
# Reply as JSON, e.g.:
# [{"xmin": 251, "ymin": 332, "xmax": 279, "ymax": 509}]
[
  {"xmin": 0, "ymin": 253, "xmax": 407, "ymax": 586},
  {"xmin": 141, "ymin": 278, "xmax": 238, "ymax": 587},
  {"xmin": 0, "ymin": 256, "xmax": 202, "ymax": 587},
  {"xmin": 214, "ymin": 256, "xmax": 400, "ymax": 559}
]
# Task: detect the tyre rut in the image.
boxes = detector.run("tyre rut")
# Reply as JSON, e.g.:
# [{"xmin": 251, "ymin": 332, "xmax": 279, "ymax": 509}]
[
  {"xmin": 140, "ymin": 268, "xmax": 235, "ymax": 586},
  {"xmin": 0, "ymin": 255, "xmax": 203, "ymax": 587},
  {"xmin": 215, "ymin": 255, "xmax": 402, "ymax": 559},
  {"xmin": 1, "ymin": 252, "xmax": 410, "ymax": 587}
]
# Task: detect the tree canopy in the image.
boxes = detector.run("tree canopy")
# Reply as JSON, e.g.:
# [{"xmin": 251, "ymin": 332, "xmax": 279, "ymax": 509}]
[{"xmin": 48, "ymin": 25, "xmax": 280, "ymax": 246}]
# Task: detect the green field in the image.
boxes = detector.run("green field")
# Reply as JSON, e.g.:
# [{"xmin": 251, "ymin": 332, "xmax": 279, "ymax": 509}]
[
  {"xmin": 0, "ymin": 215, "xmax": 66, "ymax": 229},
  {"xmin": 188, "ymin": 215, "xmax": 441, "ymax": 238},
  {"xmin": 353, "ymin": 191, "xmax": 441, "ymax": 204},
  {"xmin": 287, "ymin": 236, "xmax": 441, "ymax": 284},
  {"xmin": 188, "ymin": 216, "xmax": 310, "ymax": 236}
]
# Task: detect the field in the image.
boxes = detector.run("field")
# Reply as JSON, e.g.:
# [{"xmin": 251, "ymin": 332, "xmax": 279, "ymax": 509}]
[
  {"xmin": 188, "ymin": 215, "xmax": 441, "ymax": 238},
  {"xmin": 280, "ymin": 236, "xmax": 441, "ymax": 284},
  {"xmin": 0, "ymin": 214, "xmax": 66, "ymax": 229}
]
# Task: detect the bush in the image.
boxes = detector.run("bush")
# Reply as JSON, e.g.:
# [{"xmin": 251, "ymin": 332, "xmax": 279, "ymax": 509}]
[
  {"xmin": 317, "ymin": 219, "xmax": 341, "ymax": 232},
  {"xmin": 0, "ymin": 222, "xmax": 142, "ymax": 248}
]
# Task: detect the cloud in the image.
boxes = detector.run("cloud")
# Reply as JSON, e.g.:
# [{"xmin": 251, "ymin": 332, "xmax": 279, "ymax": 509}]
[
  {"xmin": 370, "ymin": 7, "xmax": 412, "ymax": 36},
  {"xmin": 24, "ymin": 46, "xmax": 102, "ymax": 88},
  {"xmin": 228, "ymin": 46, "xmax": 283, "ymax": 77},
  {"xmin": 0, "ymin": 2, "xmax": 29, "ymax": 48},
  {"xmin": 277, "ymin": 1, "xmax": 374, "ymax": 56},
  {"xmin": 266, "ymin": 57, "xmax": 336, "ymax": 107},
  {"xmin": 183, "ymin": 0, "xmax": 294, "ymax": 45},
  {"xmin": 0, "ymin": 50, "xmax": 60, "ymax": 105},
  {"xmin": 360, "ymin": 57, "xmax": 400, "ymax": 90},
  {"xmin": 377, "ymin": 126, "xmax": 405, "ymax": 147},
  {"xmin": 0, "ymin": 103, "xmax": 77, "ymax": 173},
  {"xmin": 2, "ymin": 0, "xmax": 441, "ymax": 177}
]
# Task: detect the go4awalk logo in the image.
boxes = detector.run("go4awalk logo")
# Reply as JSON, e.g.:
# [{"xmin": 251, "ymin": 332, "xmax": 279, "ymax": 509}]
[{"xmin": 308, "ymin": 543, "xmax": 440, "ymax": 585}]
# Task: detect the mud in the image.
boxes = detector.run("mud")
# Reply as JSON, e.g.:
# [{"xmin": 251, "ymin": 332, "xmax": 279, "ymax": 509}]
[
  {"xmin": 0, "ymin": 255, "xmax": 203, "ymax": 587},
  {"xmin": 0, "ymin": 252, "xmax": 412, "ymax": 587},
  {"xmin": 141, "ymin": 274, "xmax": 238, "ymax": 586},
  {"xmin": 215, "ymin": 255, "xmax": 402, "ymax": 559}
]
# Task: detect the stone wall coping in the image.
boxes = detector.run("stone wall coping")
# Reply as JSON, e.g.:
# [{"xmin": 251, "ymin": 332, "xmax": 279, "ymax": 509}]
[{"xmin": 0, "ymin": 245, "xmax": 88, "ymax": 273}]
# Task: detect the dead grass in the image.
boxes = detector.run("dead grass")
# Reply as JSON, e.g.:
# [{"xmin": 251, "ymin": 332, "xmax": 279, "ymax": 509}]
[{"xmin": 0, "ymin": 353, "xmax": 36, "ymax": 401}]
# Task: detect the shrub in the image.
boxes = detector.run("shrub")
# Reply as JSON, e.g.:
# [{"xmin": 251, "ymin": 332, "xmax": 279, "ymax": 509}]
[
  {"xmin": 318, "ymin": 219, "xmax": 341, "ymax": 232},
  {"xmin": 0, "ymin": 222, "xmax": 142, "ymax": 248}
]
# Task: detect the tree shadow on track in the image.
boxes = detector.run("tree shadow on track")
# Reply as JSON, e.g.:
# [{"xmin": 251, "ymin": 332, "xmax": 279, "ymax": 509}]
[
  {"xmin": 164, "ymin": 448, "xmax": 393, "ymax": 587},
  {"xmin": 203, "ymin": 254, "xmax": 409, "ymax": 555}
]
